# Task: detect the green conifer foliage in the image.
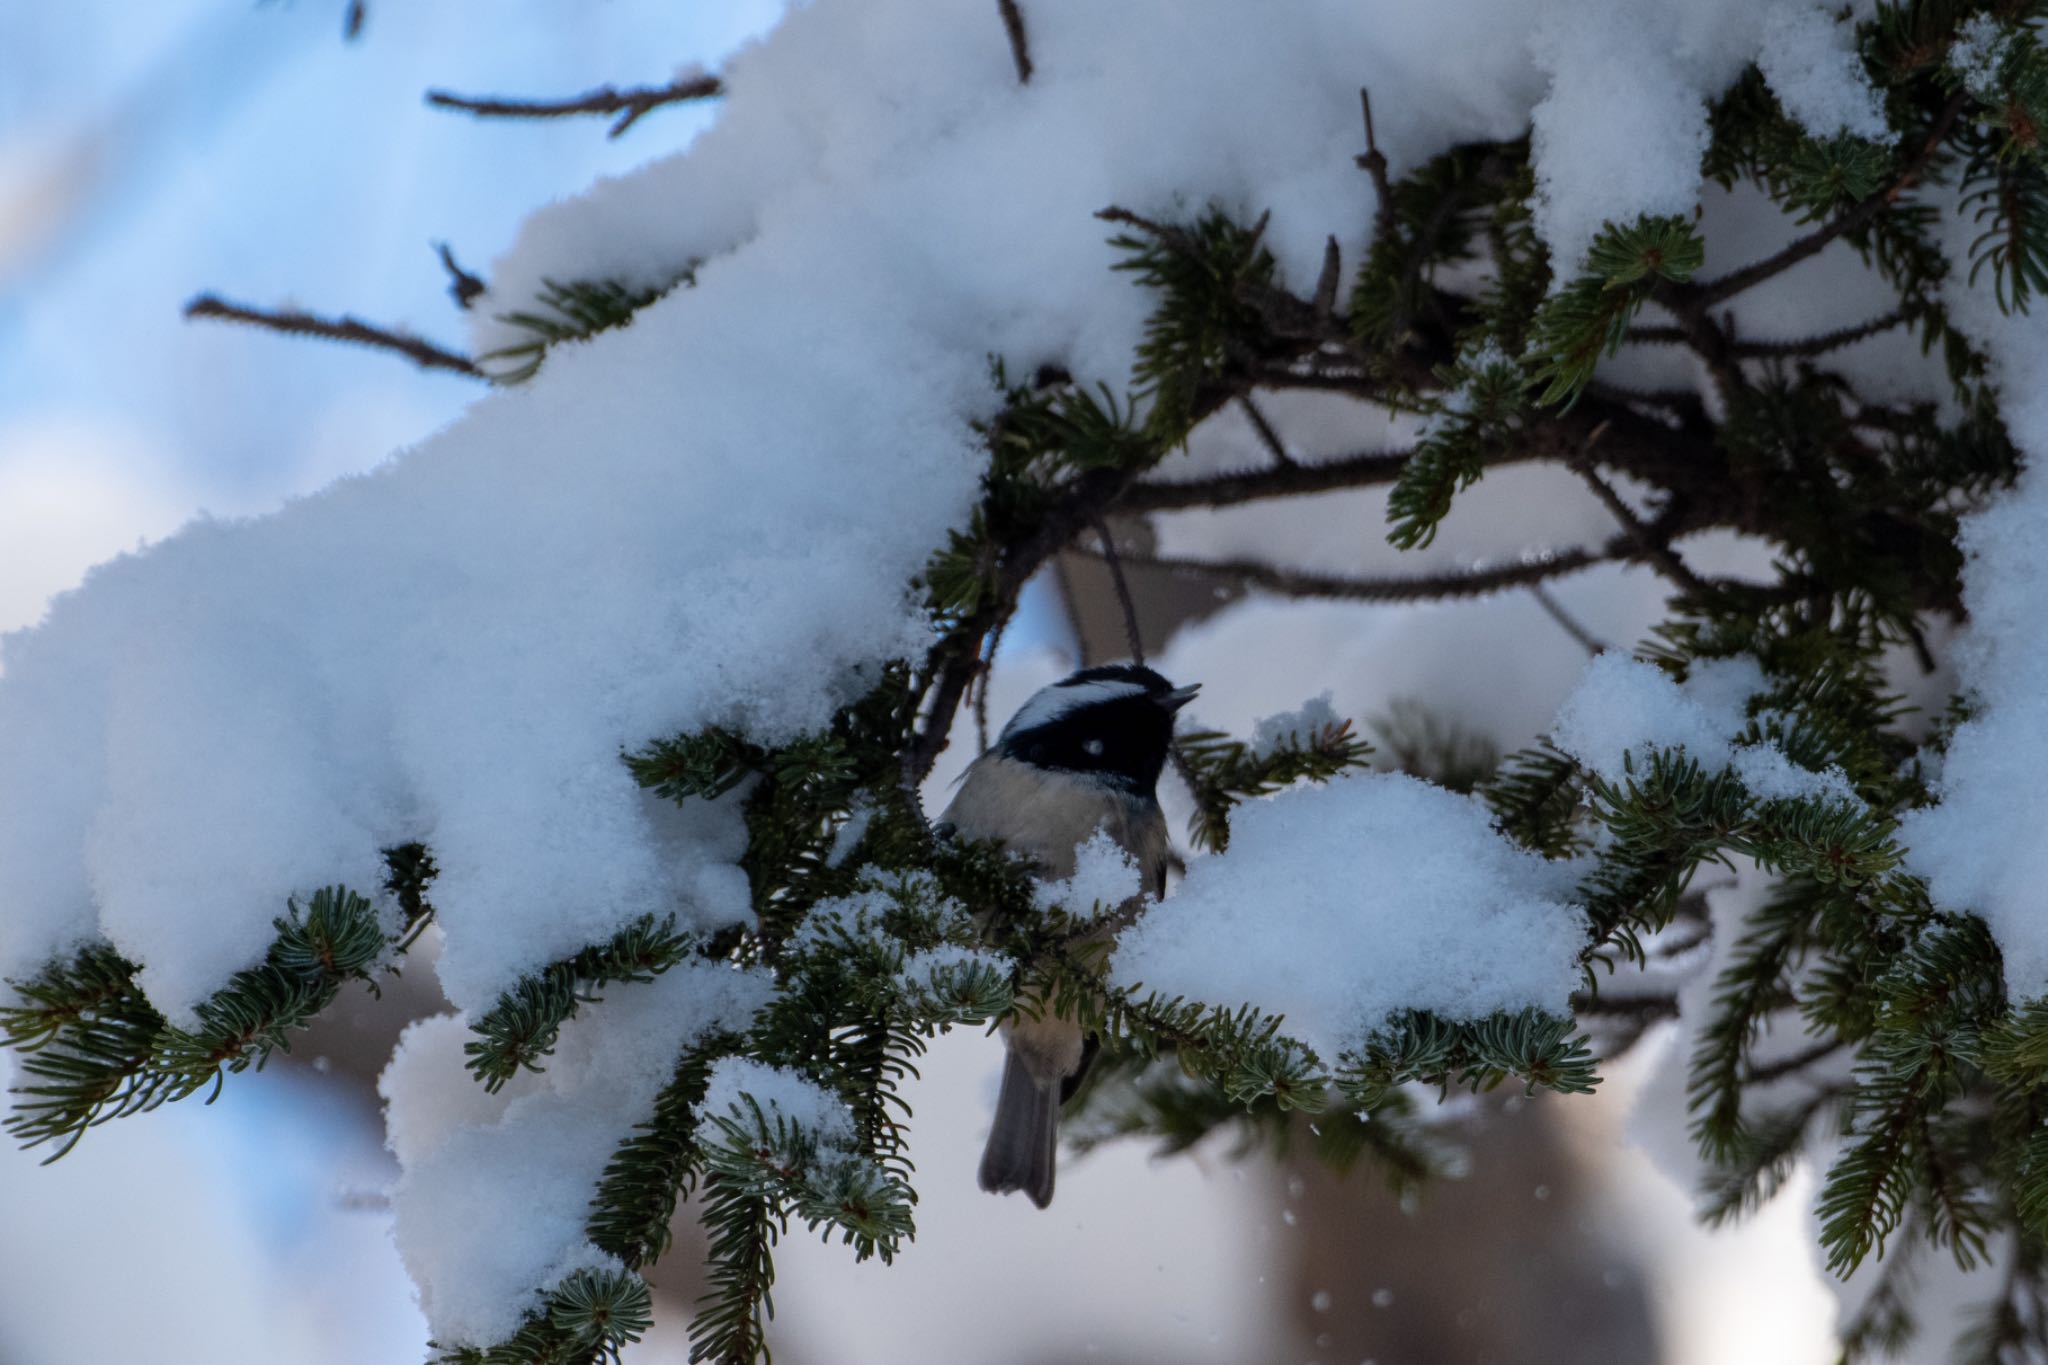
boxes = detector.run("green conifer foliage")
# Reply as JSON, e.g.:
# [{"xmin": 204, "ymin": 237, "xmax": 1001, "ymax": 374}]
[{"xmin": 11, "ymin": 4, "xmax": 2048, "ymax": 1361}]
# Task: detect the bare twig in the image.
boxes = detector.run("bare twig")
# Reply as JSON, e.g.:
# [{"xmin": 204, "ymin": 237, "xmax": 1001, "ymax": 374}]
[
  {"xmin": 434, "ymin": 242, "xmax": 486, "ymax": 310},
  {"xmin": 343, "ymin": 0, "xmax": 365, "ymax": 40},
  {"xmin": 183, "ymin": 294, "xmax": 482, "ymax": 379},
  {"xmin": 1572, "ymin": 448, "xmax": 1710, "ymax": 599},
  {"xmin": 1528, "ymin": 583, "xmax": 1606, "ymax": 656},
  {"xmin": 1079, "ymin": 539, "xmax": 1624, "ymax": 605},
  {"xmin": 1236, "ymin": 395, "xmax": 1298, "ymax": 468},
  {"xmin": 1688, "ymin": 92, "xmax": 1968, "ymax": 307},
  {"xmin": 1090, "ymin": 518, "xmax": 1147, "ymax": 665},
  {"xmin": 1355, "ymin": 89, "xmax": 1394, "ymax": 243},
  {"xmin": 996, "ymin": 0, "xmax": 1033, "ymax": 84},
  {"xmin": 1095, "ymin": 204, "xmax": 1174, "ymax": 238},
  {"xmin": 425, "ymin": 73, "xmax": 725, "ymax": 139}
]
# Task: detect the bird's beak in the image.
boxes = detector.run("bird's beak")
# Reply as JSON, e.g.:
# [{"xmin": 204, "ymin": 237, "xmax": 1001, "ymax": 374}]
[{"xmin": 1158, "ymin": 683, "xmax": 1201, "ymax": 712}]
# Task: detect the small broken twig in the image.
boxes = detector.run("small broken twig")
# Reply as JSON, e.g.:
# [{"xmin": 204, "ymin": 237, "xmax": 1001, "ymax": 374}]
[
  {"xmin": 434, "ymin": 243, "xmax": 486, "ymax": 310},
  {"xmin": 1355, "ymin": 89, "xmax": 1394, "ymax": 243},
  {"xmin": 184, "ymin": 294, "xmax": 482, "ymax": 379},
  {"xmin": 1528, "ymin": 583, "xmax": 1606, "ymax": 656},
  {"xmin": 1572, "ymin": 442, "xmax": 1710, "ymax": 599},
  {"xmin": 1237, "ymin": 395, "xmax": 1298, "ymax": 469},
  {"xmin": 426, "ymin": 73, "xmax": 724, "ymax": 139},
  {"xmin": 996, "ymin": 0, "xmax": 1034, "ymax": 84}
]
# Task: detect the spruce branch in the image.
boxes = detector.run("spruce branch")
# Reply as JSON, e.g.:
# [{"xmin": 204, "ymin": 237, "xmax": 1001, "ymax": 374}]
[
  {"xmin": 483, "ymin": 275, "xmax": 684, "ymax": 383},
  {"xmin": 464, "ymin": 915, "xmax": 696, "ymax": 1092},
  {"xmin": 183, "ymin": 293, "xmax": 483, "ymax": 378},
  {"xmin": 1688, "ymin": 91, "xmax": 1970, "ymax": 308},
  {"xmin": 1172, "ymin": 718, "xmax": 1373, "ymax": 852},
  {"xmin": 4, "ymin": 886, "xmax": 390, "ymax": 1158},
  {"xmin": 426, "ymin": 73, "xmax": 725, "ymax": 138},
  {"xmin": 434, "ymin": 1267, "xmax": 656, "ymax": 1365},
  {"xmin": 588, "ymin": 1035, "xmax": 742, "ymax": 1268}
]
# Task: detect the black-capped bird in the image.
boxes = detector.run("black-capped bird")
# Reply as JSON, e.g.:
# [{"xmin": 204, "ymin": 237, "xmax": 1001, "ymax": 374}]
[{"xmin": 936, "ymin": 663, "xmax": 1198, "ymax": 1207}]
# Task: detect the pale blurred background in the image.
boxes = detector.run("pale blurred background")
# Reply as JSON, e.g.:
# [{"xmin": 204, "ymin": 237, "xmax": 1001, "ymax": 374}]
[{"xmin": 0, "ymin": 5, "xmax": 1845, "ymax": 1362}]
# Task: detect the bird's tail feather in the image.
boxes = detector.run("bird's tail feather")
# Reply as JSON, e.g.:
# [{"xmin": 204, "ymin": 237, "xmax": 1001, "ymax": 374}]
[{"xmin": 978, "ymin": 1051, "xmax": 1058, "ymax": 1208}]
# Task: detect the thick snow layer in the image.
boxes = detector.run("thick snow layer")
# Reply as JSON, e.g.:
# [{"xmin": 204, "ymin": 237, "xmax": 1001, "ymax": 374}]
[
  {"xmin": 0, "ymin": 0, "xmax": 1896, "ymax": 1025},
  {"xmin": 1111, "ymin": 772, "xmax": 1585, "ymax": 1060},
  {"xmin": 1551, "ymin": 653, "xmax": 1859, "ymax": 806},
  {"xmin": 0, "ymin": 216, "xmax": 986, "ymax": 1019},
  {"xmin": 1756, "ymin": 4, "xmax": 1889, "ymax": 142},
  {"xmin": 379, "ymin": 961, "xmax": 772, "ymax": 1348},
  {"xmin": 1898, "ymin": 233, "xmax": 2048, "ymax": 997}
]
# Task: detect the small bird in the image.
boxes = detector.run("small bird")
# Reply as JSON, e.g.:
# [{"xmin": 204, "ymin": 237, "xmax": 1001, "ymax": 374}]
[{"xmin": 937, "ymin": 662, "xmax": 1198, "ymax": 1207}]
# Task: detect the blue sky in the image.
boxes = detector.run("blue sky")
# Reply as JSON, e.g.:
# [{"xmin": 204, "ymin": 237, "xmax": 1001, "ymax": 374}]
[{"xmin": 0, "ymin": 1, "xmax": 778, "ymax": 625}]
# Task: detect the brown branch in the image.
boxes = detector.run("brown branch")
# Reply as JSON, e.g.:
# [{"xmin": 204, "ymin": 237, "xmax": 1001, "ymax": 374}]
[
  {"xmin": 183, "ymin": 294, "xmax": 482, "ymax": 379},
  {"xmin": 1077, "ymin": 539, "xmax": 1623, "ymax": 605},
  {"xmin": 1687, "ymin": 92, "xmax": 1968, "ymax": 307},
  {"xmin": 996, "ymin": 0, "xmax": 1033, "ymax": 84},
  {"xmin": 1116, "ymin": 447, "xmax": 1413, "ymax": 511},
  {"xmin": 425, "ymin": 73, "xmax": 724, "ymax": 138},
  {"xmin": 1627, "ymin": 309, "xmax": 1906, "ymax": 359},
  {"xmin": 1236, "ymin": 395, "xmax": 1297, "ymax": 468}
]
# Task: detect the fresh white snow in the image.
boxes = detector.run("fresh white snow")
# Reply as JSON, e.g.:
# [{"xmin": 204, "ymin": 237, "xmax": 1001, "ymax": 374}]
[
  {"xmin": 1111, "ymin": 772, "xmax": 1586, "ymax": 1061},
  {"xmin": 1551, "ymin": 652, "xmax": 1861, "ymax": 806},
  {"xmin": 380, "ymin": 961, "xmax": 773, "ymax": 1347}
]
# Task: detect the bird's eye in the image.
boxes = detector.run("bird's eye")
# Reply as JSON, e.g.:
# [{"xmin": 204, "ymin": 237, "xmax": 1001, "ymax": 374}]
[{"xmin": 1083, "ymin": 738, "xmax": 1105, "ymax": 757}]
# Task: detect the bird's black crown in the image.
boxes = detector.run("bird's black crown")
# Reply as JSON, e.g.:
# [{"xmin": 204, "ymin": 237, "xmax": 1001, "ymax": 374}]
[{"xmin": 996, "ymin": 664, "xmax": 1198, "ymax": 793}]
